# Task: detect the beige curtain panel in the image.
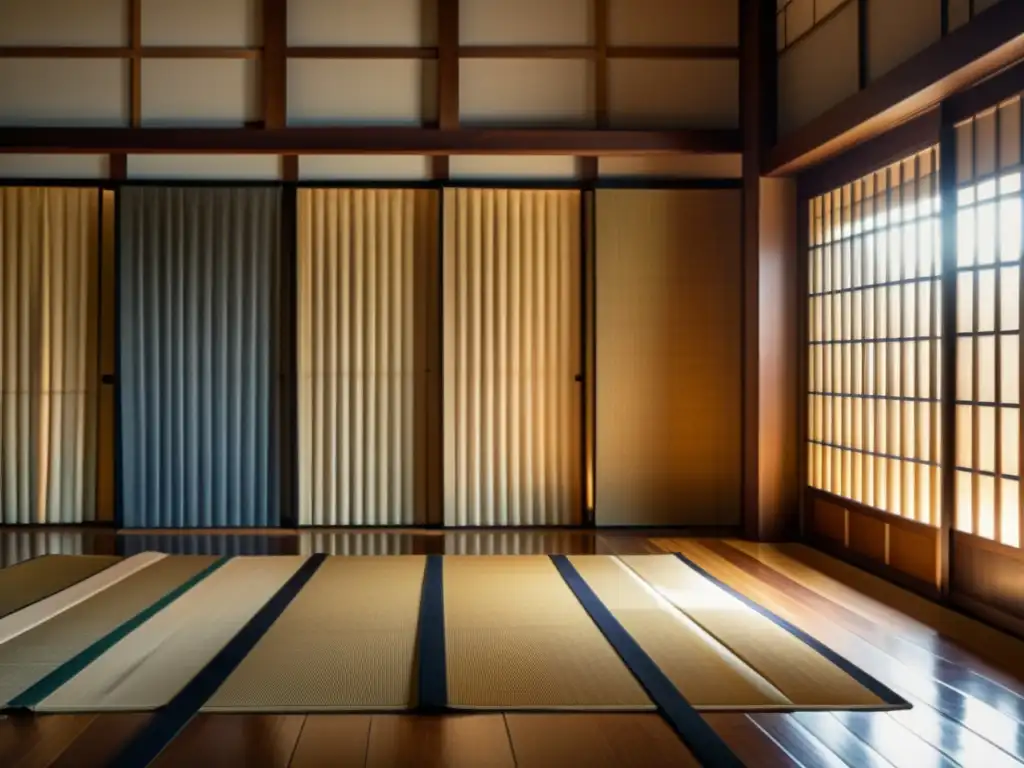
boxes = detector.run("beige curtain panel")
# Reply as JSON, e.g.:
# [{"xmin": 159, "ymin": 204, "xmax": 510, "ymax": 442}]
[
  {"xmin": 1, "ymin": 187, "xmax": 99, "ymax": 525},
  {"xmin": 297, "ymin": 189, "xmax": 435, "ymax": 526},
  {"xmin": 443, "ymin": 188, "xmax": 582, "ymax": 527}
]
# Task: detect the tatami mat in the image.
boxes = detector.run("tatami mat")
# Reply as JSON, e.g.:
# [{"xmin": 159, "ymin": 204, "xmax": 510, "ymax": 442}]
[
  {"xmin": 620, "ymin": 555, "xmax": 887, "ymax": 709},
  {"xmin": 0, "ymin": 555, "xmax": 122, "ymax": 620},
  {"xmin": 203, "ymin": 555, "xmax": 426, "ymax": 712},
  {"xmin": 444, "ymin": 555, "xmax": 653, "ymax": 710},
  {"xmin": 37, "ymin": 556, "xmax": 306, "ymax": 712},
  {"xmin": 0, "ymin": 553, "xmax": 166, "ymax": 647},
  {"xmin": 0, "ymin": 556, "xmax": 218, "ymax": 706},
  {"xmin": 568, "ymin": 555, "xmax": 790, "ymax": 709}
]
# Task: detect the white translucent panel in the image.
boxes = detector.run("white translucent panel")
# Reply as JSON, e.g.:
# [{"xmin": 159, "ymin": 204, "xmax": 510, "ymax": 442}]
[
  {"xmin": 608, "ymin": 0, "xmax": 739, "ymax": 46},
  {"xmin": 126, "ymin": 154, "xmax": 281, "ymax": 180},
  {"xmin": 0, "ymin": 154, "xmax": 108, "ymax": 178},
  {"xmin": 864, "ymin": 287, "xmax": 877, "ymax": 339},
  {"xmin": 902, "ymin": 283, "xmax": 917, "ymax": 336},
  {"xmin": 956, "ymin": 120, "xmax": 974, "ymax": 184},
  {"xmin": 0, "ymin": 59, "xmax": 128, "ymax": 127},
  {"xmin": 287, "ymin": 60, "xmax": 435, "ymax": 126},
  {"xmin": 918, "ymin": 219, "xmax": 936, "ymax": 276},
  {"xmin": 905, "ymin": 461, "xmax": 918, "ymax": 519},
  {"xmin": 852, "ymin": 292, "xmax": 864, "ymax": 340},
  {"xmin": 978, "ymin": 473, "xmax": 996, "ymax": 540},
  {"xmin": 1002, "ymin": 408, "xmax": 1019, "ymax": 476},
  {"xmin": 888, "ymin": 286, "xmax": 901, "ymax": 336},
  {"xmin": 955, "ymin": 470, "xmax": 973, "ymax": 533},
  {"xmin": 902, "ymin": 342, "xmax": 916, "ymax": 398},
  {"xmin": 851, "ymin": 343, "xmax": 862, "ymax": 394},
  {"xmin": 1000, "ymin": 197, "xmax": 1022, "ymax": 262},
  {"xmin": 979, "ymin": 406, "xmax": 996, "ymax": 474},
  {"xmin": 288, "ymin": 0, "xmax": 434, "ymax": 46},
  {"xmin": 956, "ymin": 405, "xmax": 974, "ymax": 469},
  {"xmin": 918, "ymin": 281, "xmax": 932, "ymax": 336},
  {"xmin": 875, "ymin": 342, "xmax": 888, "ymax": 397},
  {"xmin": 918, "ymin": 341, "xmax": 931, "ymax": 399},
  {"xmin": 950, "ymin": 207, "xmax": 974, "ymax": 268},
  {"xmin": 999, "ymin": 103, "xmax": 1022, "ymax": 170},
  {"xmin": 142, "ymin": 0, "xmax": 259, "ymax": 46},
  {"xmin": 598, "ymin": 154, "xmax": 743, "ymax": 178},
  {"xmin": 461, "ymin": 59, "xmax": 593, "ymax": 126},
  {"xmin": 977, "ymin": 203, "xmax": 997, "ymax": 265},
  {"xmin": 141, "ymin": 60, "xmax": 258, "ymax": 126},
  {"xmin": 1002, "ymin": 172, "xmax": 1023, "ymax": 195},
  {"xmin": 1000, "ymin": 479, "xmax": 1019, "ymax": 548},
  {"xmin": 979, "ymin": 335, "xmax": 996, "ymax": 402},
  {"xmin": 461, "ymin": 0, "xmax": 590, "ymax": 44},
  {"xmin": 874, "ymin": 454, "xmax": 888, "ymax": 510},
  {"xmin": 958, "ymin": 187, "xmax": 976, "ymax": 207},
  {"xmin": 0, "ymin": 0, "xmax": 126, "ymax": 45},
  {"xmin": 608, "ymin": 59, "xmax": 739, "ymax": 129},
  {"xmin": 978, "ymin": 178, "xmax": 997, "ymax": 201},
  {"xmin": 888, "ymin": 458, "xmax": 902, "ymax": 516},
  {"xmin": 1002, "ymin": 336, "xmax": 1020, "ymax": 404},
  {"xmin": 297, "ymin": 155, "xmax": 432, "ymax": 181},
  {"xmin": 975, "ymin": 109, "xmax": 998, "ymax": 179},
  {"xmin": 448, "ymin": 155, "xmax": 578, "ymax": 180},
  {"xmin": 918, "ymin": 464, "xmax": 933, "ymax": 525},
  {"xmin": 918, "ymin": 401, "xmax": 932, "ymax": 462},
  {"xmin": 842, "ymin": 292, "xmax": 853, "ymax": 341},
  {"xmin": 903, "ymin": 401, "xmax": 916, "ymax": 459},
  {"xmin": 865, "ymin": 343, "xmax": 876, "ymax": 395},
  {"xmin": 957, "ymin": 337, "xmax": 973, "ymax": 400},
  {"xmin": 888, "ymin": 341, "xmax": 902, "ymax": 396},
  {"xmin": 1001, "ymin": 267, "xmax": 1020, "ymax": 331},
  {"xmin": 875, "ymin": 288, "xmax": 888, "ymax": 340},
  {"xmin": 978, "ymin": 268, "xmax": 996, "ymax": 333},
  {"xmin": 888, "ymin": 400, "xmax": 902, "ymax": 457}
]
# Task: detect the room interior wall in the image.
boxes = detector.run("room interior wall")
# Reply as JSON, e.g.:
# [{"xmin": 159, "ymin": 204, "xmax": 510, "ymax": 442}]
[{"xmin": 594, "ymin": 188, "xmax": 743, "ymax": 527}]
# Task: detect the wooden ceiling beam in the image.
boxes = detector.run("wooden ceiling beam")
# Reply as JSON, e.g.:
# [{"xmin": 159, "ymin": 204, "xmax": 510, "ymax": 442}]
[{"xmin": 0, "ymin": 127, "xmax": 741, "ymax": 155}]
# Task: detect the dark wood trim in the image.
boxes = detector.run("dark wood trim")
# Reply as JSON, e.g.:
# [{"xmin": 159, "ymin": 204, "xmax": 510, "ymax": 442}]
[
  {"xmin": 938, "ymin": 102, "xmax": 958, "ymax": 598},
  {"xmin": 128, "ymin": 0, "xmax": 141, "ymax": 128},
  {"xmin": 947, "ymin": 58, "xmax": 1024, "ymax": 123},
  {"xmin": 766, "ymin": 0, "xmax": 1024, "ymax": 175},
  {"xmin": 606, "ymin": 46, "xmax": 740, "ymax": 59},
  {"xmin": 951, "ymin": 531, "xmax": 1024, "ymax": 638},
  {"xmin": 594, "ymin": 0, "xmax": 609, "ymax": 129},
  {"xmin": 0, "ymin": 46, "xmax": 260, "ymax": 58},
  {"xmin": 262, "ymin": 0, "xmax": 287, "ymax": 130},
  {"xmin": 281, "ymin": 155, "xmax": 298, "ymax": 182},
  {"xmin": 108, "ymin": 153, "xmax": 127, "ymax": 180},
  {"xmin": 857, "ymin": 0, "xmax": 869, "ymax": 89},
  {"xmin": 436, "ymin": 0, "xmax": 459, "ymax": 132},
  {"xmin": 808, "ymin": 488, "xmax": 940, "ymax": 536},
  {"xmin": 0, "ymin": 127, "xmax": 741, "ymax": 155},
  {"xmin": 796, "ymin": 195, "xmax": 809, "ymax": 538},
  {"xmin": 797, "ymin": 109, "xmax": 940, "ymax": 198},
  {"xmin": 941, "ymin": 0, "xmax": 950, "ymax": 37},
  {"xmin": 276, "ymin": 184, "xmax": 298, "ymax": 528}
]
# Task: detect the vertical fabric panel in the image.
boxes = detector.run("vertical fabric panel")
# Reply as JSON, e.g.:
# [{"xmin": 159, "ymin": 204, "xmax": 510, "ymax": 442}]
[
  {"xmin": 297, "ymin": 188, "xmax": 434, "ymax": 526},
  {"xmin": 118, "ymin": 186, "xmax": 280, "ymax": 528},
  {"xmin": 1, "ymin": 187, "xmax": 99, "ymax": 524},
  {"xmin": 443, "ymin": 188, "xmax": 582, "ymax": 526}
]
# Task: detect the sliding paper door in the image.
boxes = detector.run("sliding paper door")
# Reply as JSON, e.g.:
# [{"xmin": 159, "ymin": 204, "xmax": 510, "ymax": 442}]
[
  {"xmin": 297, "ymin": 188, "xmax": 435, "ymax": 526},
  {"xmin": 1, "ymin": 187, "xmax": 99, "ymax": 524},
  {"xmin": 443, "ymin": 188, "xmax": 581, "ymax": 526},
  {"xmin": 119, "ymin": 187, "xmax": 281, "ymax": 528}
]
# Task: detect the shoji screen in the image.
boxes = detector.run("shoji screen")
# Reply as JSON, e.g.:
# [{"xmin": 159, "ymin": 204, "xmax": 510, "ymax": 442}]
[
  {"xmin": 442, "ymin": 188, "xmax": 581, "ymax": 526},
  {"xmin": 297, "ymin": 188, "xmax": 435, "ymax": 526},
  {"xmin": 119, "ymin": 187, "xmax": 281, "ymax": 528},
  {"xmin": 955, "ymin": 97, "xmax": 1023, "ymax": 547},
  {"xmin": 595, "ymin": 188, "xmax": 742, "ymax": 526},
  {"xmin": 807, "ymin": 148, "xmax": 942, "ymax": 525},
  {"xmin": 1, "ymin": 187, "xmax": 99, "ymax": 524}
]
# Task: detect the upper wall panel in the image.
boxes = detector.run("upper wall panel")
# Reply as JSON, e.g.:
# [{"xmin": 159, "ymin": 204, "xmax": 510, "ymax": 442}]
[
  {"xmin": 141, "ymin": 60, "xmax": 259, "ymax": 127},
  {"xmin": 778, "ymin": 1, "xmax": 858, "ymax": 135},
  {"xmin": 867, "ymin": 0, "xmax": 940, "ymax": 82},
  {"xmin": 141, "ymin": 0, "xmax": 261, "ymax": 46},
  {"xmin": 608, "ymin": 59, "xmax": 739, "ymax": 129},
  {"xmin": 460, "ymin": 0, "xmax": 592, "ymax": 45},
  {"xmin": 0, "ymin": 59, "xmax": 128, "ymax": 126},
  {"xmin": 0, "ymin": 0, "xmax": 126, "ymax": 46},
  {"xmin": 607, "ymin": 0, "xmax": 738, "ymax": 46},
  {"xmin": 288, "ymin": 0, "xmax": 436, "ymax": 46},
  {"xmin": 460, "ymin": 59, "xmax": 594, "ymax": 127}
]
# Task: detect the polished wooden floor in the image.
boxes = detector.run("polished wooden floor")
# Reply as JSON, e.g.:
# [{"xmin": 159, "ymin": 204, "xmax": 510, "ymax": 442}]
[{"xmin": 2, "ymin": 528, "xmax": 1023, "ymax": 767}]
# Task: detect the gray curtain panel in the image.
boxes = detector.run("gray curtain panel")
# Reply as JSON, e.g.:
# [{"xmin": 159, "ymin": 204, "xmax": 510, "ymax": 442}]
[{"xmin": 118, "ymin": 187, "xmax": 281, "ymax": 528}]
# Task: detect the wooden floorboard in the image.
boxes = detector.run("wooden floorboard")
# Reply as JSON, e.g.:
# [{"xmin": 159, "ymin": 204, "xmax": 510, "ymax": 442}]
[{"xmin": 2, "ymin": 529, "xmax": 1024, "ymax": 767}]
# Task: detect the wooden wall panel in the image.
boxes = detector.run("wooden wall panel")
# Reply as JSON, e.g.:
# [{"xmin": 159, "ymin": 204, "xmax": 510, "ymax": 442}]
[
  {"xmin": 607, "ymin": 59, "xmax": 739, "ymax": 129},
  {"xmin": 126, "ymin": 154, "xmax": 280, "ymax": 179},
  {"xmin": 141, "ymin": 59, "xmax": 258, "ymax": 126},
  {"xmin": 595, "ymin": 189, "xmax": 742, "ymax": 527},
  {"xmin": 866, "ymin": 0, "xmax": 941, "ymax": 82},
  {"xmin": 287, "ymin": 0, "xmax": 435, "ymax": 46},
  {"xmin": 460, "ymin": 0, "xmax": 591, "ymax": 45},
  {"xmin": 952, "ymin": 531, "xmax": 1024, "ymax": 627},
  {"xmin": 447, "ymin": 155, "xmax": 578, "ymax": 179},
  {"xmin": 298, "ymin": 155, "xmax": 433, "ymax": 181},
  {"xmin": 141, "ymin": 0, "xmax": 260, "ymax": 46},
  {"xmin": 0, "ymin": 59, "xmax": 128, "ymax": 126},
  {"xmin": 0, "ymin": 0, "xmax": 126, "ymax": 46},
  {"xmin": 0, "ymin": 154, "xmax": 108, "ymax": 178},
  {"xmin": 598, "ymin": 154, "xmax": 743, "ymax": 178},
  {"xmin": 287, "ymin": 59, "xmax": 435, "ymax": 126},
  {"xmin": 807, "ymin": 491, "xmax": 942, "ymax": 592},
  {"xmin": 607, "ymin": 0, "xmax": 739, "ymax": 45},
  {"xmin": 459, "ymin": 60, "xmax": 594, "ymax": 127},
  {"xmin": 778, "ymin": 2, "xmax": 859, "ymax": 135}
]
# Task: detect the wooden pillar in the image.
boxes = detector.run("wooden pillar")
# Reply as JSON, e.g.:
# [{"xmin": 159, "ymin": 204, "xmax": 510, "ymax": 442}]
[{"xmin": 742, "ymin": 0, "xmax": 800, "ymax": 541}]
